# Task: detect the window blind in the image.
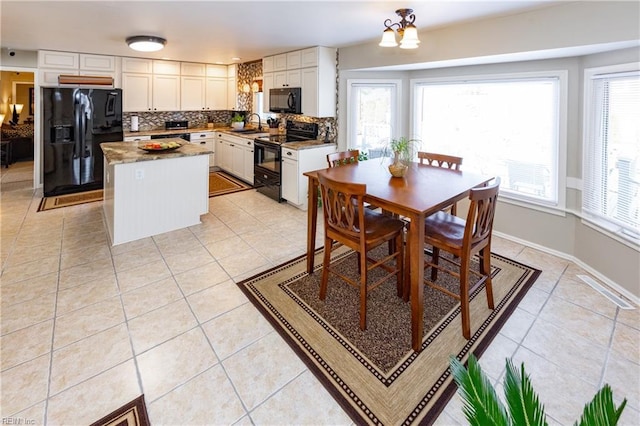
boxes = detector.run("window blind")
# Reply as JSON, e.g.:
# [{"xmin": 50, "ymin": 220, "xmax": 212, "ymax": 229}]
[{"xmin": 583, "ymin": 70, "xmax": 640, "ymax": 239}]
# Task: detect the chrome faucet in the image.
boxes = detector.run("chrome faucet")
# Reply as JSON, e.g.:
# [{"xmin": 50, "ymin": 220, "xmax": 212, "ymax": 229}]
[{"xmin": 247, "ymin": 113, "xmax": 263, "ymax": 131}]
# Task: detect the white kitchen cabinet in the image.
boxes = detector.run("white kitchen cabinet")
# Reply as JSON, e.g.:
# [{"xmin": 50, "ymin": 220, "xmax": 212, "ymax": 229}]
[
  {"xmin": 300, "ymin": 47, "xmax": 337, "ymax": 117},
  {"xmin": 39, "ymin": 69, "xmax": 79, "ymax": 86},
  {"xmin": 281, "ymin": 154, "xmax": 298, "ymax": 205},
  {"xmin": 301, "ymin": 47, "xmax": 320, "ymax": 68},
  {"xmin": 38, "ymin": 50, "xmax": 79, "ymax": 69},
  {"xmin": 215, "ymin": 132, "xmax": 254, "ymax": 183},
  {"xmin": 39, "ymin": 50, "xmax": 118, "ymax": 87},
  {"xmin": 261, "ymin": 46, "xmax": 337, "ymax": 117},
  {"xmin": 122, "ymin": 57, "xmax": 153, "ymax": 73},
  {"xmin": 262, "ymin": 56, "xmax": 274, "ymax": 73},
  {"xmin": 227, "ymin": 64, "xmax": 237, "ymax": 110},
  {"xmin": 262, "ymin": 73, "xmax": 274, "ymax": 113},
  {"xmin": 153, "ymin": 60, "xmax": 180, "ymax": 75},
  {"xmin": 273, "ymin": 54, "xmax": 288, "ymax": 71},
  {"xmin": 274, "ymin": 69, "xmax": 301, "ymax": 88},
  {"xmin": 206, "ymin": 77, "xmax": 227, "ymax": 110},
  {"xmin": 122, "ymin": 73, "xmax": 152, "ymax": 111},
  {"xmin": 281, "ymin": 144, "xmax": 336, "ymax": 210},
  {"xmin": 216, "ymin": 138, "xmax": 232, "ymax": 171},
  {"xmin": 80, "ymin": 54, "xmax": 116, "ymax": 72},
  {"xmin": 181, "ymin": 62, "xmax": 206, "ymax": 76},
  {"xmin": 152, "ymin": 75, "xmax": 180, "ymax": 111},
  {"xmin": 207, "ymin": 64, "xmax": 227, "ymax": 78},
  {"xmin": 286, "ymin": 51, "xmax": 302, "ymax": 69},
  {"xmin": 181, "ymin": 76, "xmax": 206, "ymax": 110},
  {"xmin": 122, "ymin": 58, "xmax": 179, "ymax": 111},
  {"xmin": 190, "ymin": 131, "xmax": 215, "ymax": 167}
]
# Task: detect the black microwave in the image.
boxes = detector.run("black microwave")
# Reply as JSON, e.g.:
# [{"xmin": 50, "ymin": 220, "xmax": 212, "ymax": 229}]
[{"xmin": 269, "ymin": 87, "xmax": 302, "ymax": 114}]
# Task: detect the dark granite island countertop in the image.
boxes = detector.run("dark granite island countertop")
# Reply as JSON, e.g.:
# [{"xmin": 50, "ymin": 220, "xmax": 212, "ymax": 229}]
[{"xmin": 100, "ymin": 138, "xmax": 212, "ymax": 165}]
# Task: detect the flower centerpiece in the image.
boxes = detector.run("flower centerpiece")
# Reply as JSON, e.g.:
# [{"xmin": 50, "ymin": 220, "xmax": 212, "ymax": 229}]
[{"xmin": 230, "ymin": 113, "xmax": 244, "ymax": 130}]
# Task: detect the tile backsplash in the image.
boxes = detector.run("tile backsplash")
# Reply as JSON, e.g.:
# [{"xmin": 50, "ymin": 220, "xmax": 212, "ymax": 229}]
[{"xmin": 123, "ymin": 110, "xmax": 243, "ymax": 131}]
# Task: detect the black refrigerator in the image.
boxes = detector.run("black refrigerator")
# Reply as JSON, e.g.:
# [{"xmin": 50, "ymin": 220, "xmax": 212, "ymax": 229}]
[{"xmin": 42, "ymin": 87, "xmax": 123, "ymax": 196}]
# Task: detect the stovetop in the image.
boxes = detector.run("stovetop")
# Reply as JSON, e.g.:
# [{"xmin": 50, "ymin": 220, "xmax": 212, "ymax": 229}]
[
  {"xmin": 254, "ymin": 134, "xmax": 310, "ymax": 145},
  {"xmin": 255, "ymin": 120, "xmax": 319, "ymax": 146}
]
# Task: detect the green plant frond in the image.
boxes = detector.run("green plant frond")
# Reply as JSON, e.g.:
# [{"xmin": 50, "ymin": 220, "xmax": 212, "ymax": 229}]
[
  {"xmin": 449, "ymin": 355, "xmax": 509, "ymax": 426},
  {"xmin": 503, "ymin": 359, "xmax": 547, "ymax": 426},
  {"xmin": 574, "ymin": 384, "xmax": 628, "ymax": 426}
]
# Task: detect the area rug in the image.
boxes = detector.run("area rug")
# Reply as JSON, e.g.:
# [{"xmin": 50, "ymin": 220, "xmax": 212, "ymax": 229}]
[
  {"xmin": 37, "ymin": 189, "xmax": 103, "ymax": 211},
  {"xmin": 237, "ymin": 245, "xmax": 540, "ymax": 425},
  {"xmin": 209, "ymin": 171, "xmax": 252, "ymax": 197},
  {"xmin": 89, "ymin": 395, "xmax": 150, "ymax": 426}
]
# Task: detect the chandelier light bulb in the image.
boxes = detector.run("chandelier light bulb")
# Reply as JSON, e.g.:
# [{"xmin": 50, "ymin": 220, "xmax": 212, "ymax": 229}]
[{"xmin": 379, "ymin": 8, "xmax": 420, "ymax": 50}]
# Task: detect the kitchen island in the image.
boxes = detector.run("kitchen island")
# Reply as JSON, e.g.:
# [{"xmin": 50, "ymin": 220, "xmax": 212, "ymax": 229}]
[{"xmin": 100, "ymin": 139, "xmax": 212, "ymax": 245}]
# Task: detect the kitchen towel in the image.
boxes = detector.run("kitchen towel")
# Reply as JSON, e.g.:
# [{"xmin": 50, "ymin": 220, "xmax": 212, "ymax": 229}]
[{"xmin": 130, "ymin": 116, "xmax": 139, "ymax": 132}]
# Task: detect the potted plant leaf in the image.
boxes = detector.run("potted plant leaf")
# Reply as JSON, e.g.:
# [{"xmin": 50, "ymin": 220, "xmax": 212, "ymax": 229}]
[
  {"xmin": 384, "ymin": 136, "xmax": 420, "ymax": 177},
  {"xmin": 449, "ymin": 355, "xmax": 627, "ymax": 426},
  {"xmin": 230, "ymin": 113, "xmax": 245, "ymax": 130}
]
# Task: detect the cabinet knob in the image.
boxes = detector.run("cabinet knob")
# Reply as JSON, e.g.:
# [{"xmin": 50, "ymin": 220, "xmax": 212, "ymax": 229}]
[{"xmin": 286, "ymin": 152, "xmax": 292, "ymax": 156}]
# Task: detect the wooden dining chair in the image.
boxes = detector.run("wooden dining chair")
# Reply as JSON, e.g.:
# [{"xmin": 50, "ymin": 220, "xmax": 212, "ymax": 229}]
[
  {"xmin": 317, "ymin": 171, "xmax": 405, "ymax": 330},
  {"xmin": 327, "ymin": 149, "xmax": 381, "ymax": 211},
  {"xmin": 418, "ymin": 151, "xmax": 464, "ymax": 215},
  {"xmin": 327, "ymin": 150, "xmax": 360, "ymax": 168},
  {"xmin": 422, "ymin": 177, "xmax": 500, "ymax": 339}
]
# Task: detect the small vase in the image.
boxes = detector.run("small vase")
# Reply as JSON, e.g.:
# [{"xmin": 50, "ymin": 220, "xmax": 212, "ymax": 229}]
[
  {"xmin": 231, "ymin": 122, "xmax": 244, "ymax": 130},
  {"xmin": 388, "ymin": 152, "xmax": 408, "ymax": 178}
]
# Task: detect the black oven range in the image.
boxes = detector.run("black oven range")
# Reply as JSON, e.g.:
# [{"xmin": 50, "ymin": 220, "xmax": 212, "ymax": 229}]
[{"xmin": 253, "ymin": 121, "xmax": 319, "ymax": 202}]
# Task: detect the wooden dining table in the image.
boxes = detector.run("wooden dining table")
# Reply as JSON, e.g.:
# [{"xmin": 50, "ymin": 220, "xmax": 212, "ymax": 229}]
[{"xmin": 303, "ymin": 159, "xmax": 492, "ymax": 352}]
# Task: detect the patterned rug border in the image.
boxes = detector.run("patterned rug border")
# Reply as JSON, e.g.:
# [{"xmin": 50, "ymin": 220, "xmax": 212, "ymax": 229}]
[
  {"xmin": 209, "ymin": 171, "xmax": 253, "ymax": 198},
  {"xmin": 89, "ymin": 394, "xmax": 150, "ymax": 426},
  {"xmin": 237, "ymin": 247, "xmax": 541, "ymax": 425},
  {"xmin": 37, "ymin": 189, "xmax": 104, "ymax": 212}
]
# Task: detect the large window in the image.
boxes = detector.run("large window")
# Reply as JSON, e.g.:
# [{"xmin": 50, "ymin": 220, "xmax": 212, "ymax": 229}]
[
  {"xmin": 411, "ymin": 72, "xmax": 566, "ymax": 207},
  {"xmin": 583, "ymin": 64, "xmax": 640, "ymax": 244},
  {"xmin": 347, "ymin": 80, "xmax": 400, "ymax": 158}
]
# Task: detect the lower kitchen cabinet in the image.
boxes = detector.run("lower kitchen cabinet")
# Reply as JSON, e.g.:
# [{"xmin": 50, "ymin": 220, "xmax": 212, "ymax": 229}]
[
  {"xmin": 215, "ymin": 132, "xmax": 254, "ymax": 183},
  {"xmin": 281, "ymin": 144, "xmax": 336, "ymax": 210},
  {"xmin": 190, "ymin": 131, "xmax": 215, "ymax": 167}
]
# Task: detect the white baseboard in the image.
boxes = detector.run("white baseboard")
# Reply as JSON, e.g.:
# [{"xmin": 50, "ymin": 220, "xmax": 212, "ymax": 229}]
[{"xmin": 493, "ymin": 230, "xmax": 639, "ymax": 307}]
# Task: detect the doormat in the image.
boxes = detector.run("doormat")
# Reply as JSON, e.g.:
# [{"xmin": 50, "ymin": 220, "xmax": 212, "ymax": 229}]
[
  {"xmin": 89, "ymin": 395, "xmax": 150, "ymax": 426},
  {"xmin": 209, "ymin": 171, "xmax": 252, "ymax": 197},
  {"xmin": 237, "ymin": 245, "xmax": 540, "ymax": 425},
  {"xmin": 37, "ymin": 189, "xmax": 103, "ymax": 212}
]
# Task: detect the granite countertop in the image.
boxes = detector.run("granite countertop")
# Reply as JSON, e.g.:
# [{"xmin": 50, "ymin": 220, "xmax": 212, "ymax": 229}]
[
  {"xmin": 282, "ymin": 140, "xmax": 336, "ymax": 151},
  {"xmin": 123, "ymin": 127, "xmax": 218, "ymax": 138},
  {"xmin": 101, "ymin": 139, "xmax": 212, "ymax": 165}
]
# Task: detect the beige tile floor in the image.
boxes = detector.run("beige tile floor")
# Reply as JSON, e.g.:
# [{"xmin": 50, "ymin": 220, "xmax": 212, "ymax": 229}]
[{"xmin": 1, "ymin": 183, "xmax": 638, "ymax": 425}]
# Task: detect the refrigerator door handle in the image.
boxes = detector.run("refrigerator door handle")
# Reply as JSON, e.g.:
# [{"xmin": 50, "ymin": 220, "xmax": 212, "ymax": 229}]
[{"xmin": 72, "ymin": 92, "xmax": 82, "ymax": 185}]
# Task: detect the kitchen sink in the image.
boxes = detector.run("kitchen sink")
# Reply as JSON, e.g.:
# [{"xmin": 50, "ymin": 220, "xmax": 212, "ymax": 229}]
[{"xmin": 231, "ymin": 129, "xmax": 267, "ymax": 134}]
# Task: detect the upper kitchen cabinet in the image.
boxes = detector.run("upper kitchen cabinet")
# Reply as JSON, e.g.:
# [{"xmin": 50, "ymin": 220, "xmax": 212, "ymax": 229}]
[
  {"xmin": 205, "ymin": 64, "xmax": 228, "ymax": 110},
  {"xmin": 301, "ymin": 46, "xmax": 336, "ymax": 117},
  {"xmin": 227, "ymin": 64, "xmax": 238, "ymax": 110},
  {"xmin": 38, "ymin": 50, "xmax": 119, "ymax": 87},
  {"xmin": 262, "ymin": 46, "xmax": 337, "ymax": 118},
  {"xmin": 181, "ymin": 63, "xmax": 206, "ymax": 110},
  {"xmin": 122, "ymin": 58, "xmax": 180, "ymax": 111}
]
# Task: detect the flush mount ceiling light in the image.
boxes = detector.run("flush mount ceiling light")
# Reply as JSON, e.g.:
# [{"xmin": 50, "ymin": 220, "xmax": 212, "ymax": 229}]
[
  {"xmin": 379, "ymin": 8, "xmax": 421, "ymax": 49},
  {"xmin": 126, "ymin": 35, "xmax": 167, "ymax": 52}
]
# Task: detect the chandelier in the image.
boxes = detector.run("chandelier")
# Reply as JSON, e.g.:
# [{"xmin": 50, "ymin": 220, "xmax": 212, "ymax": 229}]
[{"xmin": 379, "ymin": 8, "xmax": 421, "ymax": 49}]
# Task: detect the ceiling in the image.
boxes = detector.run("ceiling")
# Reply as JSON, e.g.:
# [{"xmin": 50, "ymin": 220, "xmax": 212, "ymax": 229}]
[{"xmin": 1, "ymin": 1, "xmax": 559, "ymax": 65}]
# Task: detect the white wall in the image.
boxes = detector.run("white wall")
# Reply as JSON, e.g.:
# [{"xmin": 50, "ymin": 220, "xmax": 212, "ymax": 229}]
[
  {"xmin": 336, "ymin": 1, "xmax": 640, "ymax": 300},
  {"xmin": 339, "ymin": 1, "xmax": 640, "ymax": 71}
]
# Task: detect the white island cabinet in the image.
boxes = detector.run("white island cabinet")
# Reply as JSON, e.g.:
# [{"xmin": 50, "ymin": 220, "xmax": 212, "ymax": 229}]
[{"xmin": 101, "ymin": 140, "xmax": 211, "ymax": 245}]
